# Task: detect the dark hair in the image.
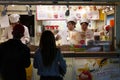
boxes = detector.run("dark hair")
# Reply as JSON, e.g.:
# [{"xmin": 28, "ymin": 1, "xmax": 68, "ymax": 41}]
[
  {"xmin": 80, "ymin": 22, "xmax": 89, "ymax": 25},
  {"xmin": 12, "ymin": 23, "xmax": 24, "ymax": 39},
  {"xmin": 39, "ymin": 30, "xmax": 57, "ymax": 67},
  {"xmin": 68, "ymin": 21, "xmax": 76, "ymax": 27}
]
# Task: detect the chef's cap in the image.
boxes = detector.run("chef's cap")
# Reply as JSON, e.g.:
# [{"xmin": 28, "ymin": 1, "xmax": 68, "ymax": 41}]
[
  {"xmin": 66, "ymin": 16, "xmax": 77, "ymax": 24},
  {"xmin": 9, "ymin": 14, "xmax": 20, "ymax": 23},
  {"xmin": 79, "ymin": 18, "xmax": 90, "ymax": 24}
]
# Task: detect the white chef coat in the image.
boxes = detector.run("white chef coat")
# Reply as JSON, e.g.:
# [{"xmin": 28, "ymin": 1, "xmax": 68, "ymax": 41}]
[
  {"xmin": 57, "ymin": 29, "xmax": 81, "ymax": 45},
  {"xmin": 1, "ymin": 25, "xmax": 30, "ymax": 44},
  {"xmin": 80, "ymin": 29, "xmax": 94, "ymax": 45}
]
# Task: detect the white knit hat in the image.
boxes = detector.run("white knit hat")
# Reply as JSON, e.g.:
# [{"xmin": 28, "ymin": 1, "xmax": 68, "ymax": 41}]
[
  {"xmin": 66, "ymin": 16, "xmax": 77, "ymax": 24},
  {"xmin": 80, "ymin": 18, "xmax": 90, "ymax": 24},
  {"xmin": 9, "ymin": 14, "xmax": 20, "ymax": 23}
]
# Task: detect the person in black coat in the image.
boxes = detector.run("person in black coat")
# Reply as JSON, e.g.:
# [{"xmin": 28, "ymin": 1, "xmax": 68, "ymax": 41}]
[{"xmin": 0, "ymin": 23, "xmax": 31, "ymax": 80}]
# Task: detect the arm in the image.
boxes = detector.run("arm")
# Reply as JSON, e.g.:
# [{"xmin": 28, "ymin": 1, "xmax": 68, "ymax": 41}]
[
  {"xmin": 33, "ymin": 49, "xmax": 40, "ymax": 68},
  {"xmin": 55, "ymin": 30, "xmax": 62, "ymax": 41},
  {"xmin": 24, "ymin": 47, "xmax": 31, "ymax": 68},
  {"xmin": 73, "ymin": 31, "xmax": 82, "ymax": 44},
  {"xmin": 58, "ymin": 49, "xmax": 67, "ymax": 74},
  {"xmin": 0, "ymin": 28, "xmax": 8, "ymax": 42},
  {"xmin": 21, "ymin": 26, "xmax": 30, "ymax": 44},
  {"xmin": 24, "ymin": 26, "xmax": 30, "ymax": 42}
]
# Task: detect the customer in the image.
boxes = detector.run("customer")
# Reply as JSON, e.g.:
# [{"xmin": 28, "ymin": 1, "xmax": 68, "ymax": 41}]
[
  {"xmin": 1, "ymin": 14, "xmax": 30, "ymax": 44},
  {"xmin": 33, "ymin": 30, "xmax": 67, "ymax": 80},
  {"xmin": 0, "ymin": 24, "xmax": 31, "ymax": 80}
]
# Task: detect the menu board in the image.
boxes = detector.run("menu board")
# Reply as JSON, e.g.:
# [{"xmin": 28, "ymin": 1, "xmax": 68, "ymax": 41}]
[
  {"xmin": 36, "ymin": 5, "xmax": 67, "ymax": 20},
  {"xmin": 36, "ymin": 5, "xmax": 99, "ymax": 20},
  {"xmin": 0, "ymin": 15, "xmax": 10, "ymax": 28}
]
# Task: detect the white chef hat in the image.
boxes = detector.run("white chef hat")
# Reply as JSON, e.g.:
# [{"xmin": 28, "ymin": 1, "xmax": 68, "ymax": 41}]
[
  {"xmin": 66, "ymin": 16, "xmax": 77, "ymax": 24},
  {"xmin": 79, "ymin": 18, "xmax": 90, "ymax": 24},
  {"xmin": 9, "ymin": 14, "xmax": 20, "ymax": 23}
]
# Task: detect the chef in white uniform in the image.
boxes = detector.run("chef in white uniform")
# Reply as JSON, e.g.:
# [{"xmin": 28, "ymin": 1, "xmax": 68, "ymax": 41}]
[
  {"xmin": 1, "ymin": 14, "xmax": 30, "ymax": 44},
  {"xmin": 79, "ymin": 18, "xmax": 94, "ymax": 45},
  {"xmin": 56, "ymin": 16, "xmax": 81, "ymax": 45}
]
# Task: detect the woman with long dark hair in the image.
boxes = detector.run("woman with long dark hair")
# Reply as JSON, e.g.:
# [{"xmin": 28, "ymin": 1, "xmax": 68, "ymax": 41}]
[{"xmin": 33, "ymin": 30, "xmax": 66, "ymax": 80}]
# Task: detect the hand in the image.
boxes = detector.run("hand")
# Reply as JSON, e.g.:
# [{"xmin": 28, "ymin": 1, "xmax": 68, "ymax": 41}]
[
  {"xmin": 55, "ymin": 35, "xmax": 61, "ymax": 41},
  {"xmin": 81, "ymin": 34, "xmax": 86, "ymax": 38}
]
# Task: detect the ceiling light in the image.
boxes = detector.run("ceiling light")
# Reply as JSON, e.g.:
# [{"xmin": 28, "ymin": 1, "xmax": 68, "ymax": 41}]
[
  {"xmin": 65, "ymin": 1, "xmax": 70, "ymax": 17},
  {"xmin": 1, "ymin": 5, "xmax": 8, "ymax": 16},
  {"xmin": 11, "ymin": 5, "xmax": 15, "ymax": 7},
  {"xmin": 26, "ymin": 5, "xmax": 32, "ymax": 16}
]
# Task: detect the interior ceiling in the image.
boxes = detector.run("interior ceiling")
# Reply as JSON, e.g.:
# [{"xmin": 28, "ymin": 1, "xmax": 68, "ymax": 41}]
[
  {"xmin": 0, "ymin": 1, "xmax": 118, "ymax": 5},
  {"xmin": 0, "ymin": 1, "xmax": 116, "ymax": 12},
  {"xmin": 0, "ymin": 1, "xmax": 115, "ymax": 18}
]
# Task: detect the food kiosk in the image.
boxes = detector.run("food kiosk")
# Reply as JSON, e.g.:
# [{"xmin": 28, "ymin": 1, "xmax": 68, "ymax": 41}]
[{"xmin": 0, "ymin": 1, "xmax": 120, "ymax": 80}]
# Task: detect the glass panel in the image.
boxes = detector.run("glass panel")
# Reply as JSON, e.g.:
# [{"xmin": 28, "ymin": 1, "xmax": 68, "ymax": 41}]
[{"xmin": 64, "ymin": 58, "xmax": 120, "ymax": 80}]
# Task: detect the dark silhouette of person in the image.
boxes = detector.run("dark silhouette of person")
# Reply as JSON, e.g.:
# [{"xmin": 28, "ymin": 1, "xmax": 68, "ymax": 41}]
[
  {"xmin": 0, "ymin": 23, "xmax": 31, "ymax": 80},
  {"xmin": 33, "ymin": 30, "xmax": 66, "ymax": 80}
]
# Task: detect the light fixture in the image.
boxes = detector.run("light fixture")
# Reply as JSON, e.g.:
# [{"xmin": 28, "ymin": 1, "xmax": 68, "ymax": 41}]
[
  {"xmin": 1, "ymin": 5, "xmax": 8, "ymax": 16},
  {"xmin": 11, "ymin": 5, "xmax": 15, "ymax": 7},
  {"xmin": 28, "ymin": 9, "xmax": 32, "ymax": 16},
  {"xmin": 65, "ymin": 1, "xmax": 70, "ymax": 16},
  {"xmin": 26, "ymin": 5, "xmax": 32, "ymax": 16},
  {"xmin": 65, "ymin": 5, "xmax": 70, "ymax": 16}
]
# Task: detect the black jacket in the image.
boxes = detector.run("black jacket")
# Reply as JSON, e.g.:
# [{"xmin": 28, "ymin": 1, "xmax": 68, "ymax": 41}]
[{"xmin": 0, "ymin": 39, "xmax": 31, "ymax": 80}]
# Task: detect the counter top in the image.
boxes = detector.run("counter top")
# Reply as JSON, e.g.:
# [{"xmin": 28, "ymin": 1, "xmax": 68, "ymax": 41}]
[
  {"xmin": 31, "ymin": 51, "xmax": 120, "ymax": 58},
  {"xmin": 29, "ymin": 45, "xmax": 120, "ymax": 58}
]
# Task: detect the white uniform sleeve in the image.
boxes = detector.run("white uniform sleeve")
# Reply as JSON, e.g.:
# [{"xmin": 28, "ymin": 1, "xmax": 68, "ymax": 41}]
[
  {"xmin": 21, "ymin": 25, "xmax": 30, "ymax": 44},
  {"xmin": 0, "ymin": 28, "xmax": 9, "ymax": 42},
  {"xmin": 56, "ymin": 30, "xmax": 63, "ymax": 40}
]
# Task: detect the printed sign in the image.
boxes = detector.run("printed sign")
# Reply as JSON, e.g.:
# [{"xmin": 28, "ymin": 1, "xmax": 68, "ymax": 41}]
[
  {"xmin": 73, "ymin": 58, "xmax": 120, "ymax": 80},
  {"xmin": 36, "ymin": 5, "xmax": 99, "ymax": 20}
]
